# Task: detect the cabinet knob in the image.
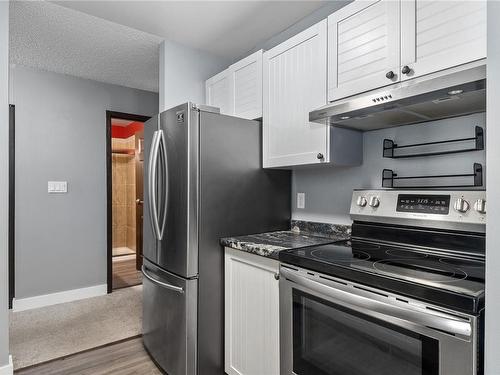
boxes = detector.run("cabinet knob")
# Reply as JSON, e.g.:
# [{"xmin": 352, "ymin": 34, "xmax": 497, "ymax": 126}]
[
  {"xmin": 385, "ymin": 71, "xmax": 395, "ymax": 79},
  {"xmin": 274, "ymin": 273, "xmax": 280, "ymax": 280},
  {"xmin": 402, "ymin": 65, "xmax": 411, "ymax": 75},
  {"xmin": 317, "ymin": 153, "xmax": 324, "ymax": 160}
]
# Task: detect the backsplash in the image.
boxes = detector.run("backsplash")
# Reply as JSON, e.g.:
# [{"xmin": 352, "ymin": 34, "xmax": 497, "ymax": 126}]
[
  {"xmin": 290, "ymin": 220, "xmax": 351, "ymax": 239},
  {"xmin": 292, "ymin": 112, "xmax": 486, "ymax": 225}
]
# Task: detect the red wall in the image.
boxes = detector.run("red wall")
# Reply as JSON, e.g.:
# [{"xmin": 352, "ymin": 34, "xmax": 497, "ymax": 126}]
[{"xmin": 111, "ymin": 121, "xmax": 144, "ymax": 139}]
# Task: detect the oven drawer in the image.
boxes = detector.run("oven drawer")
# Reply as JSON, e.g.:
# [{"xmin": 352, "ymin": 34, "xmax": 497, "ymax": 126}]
[{"xmin": 279, "ymin": 265, "xmax": 480, "ymax": 375}]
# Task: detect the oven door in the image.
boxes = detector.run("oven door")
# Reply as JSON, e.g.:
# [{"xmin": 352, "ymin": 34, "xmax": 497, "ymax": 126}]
[{"xmin": 280, "ymin": 266, "xmax": 479, "ymax": 375}]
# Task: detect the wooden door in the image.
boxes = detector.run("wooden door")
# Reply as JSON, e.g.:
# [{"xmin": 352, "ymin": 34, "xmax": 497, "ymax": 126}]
[
  {"xmin": 328, "ymin": 0, "xmax": 400, "ymax": 101},
  {"xmin": 263, "ymin": 20, "xmax": 328, "ymax": 168},
  {"xmin": 400, "ymin": 0, "xmax": 487, "ymax": 80}
]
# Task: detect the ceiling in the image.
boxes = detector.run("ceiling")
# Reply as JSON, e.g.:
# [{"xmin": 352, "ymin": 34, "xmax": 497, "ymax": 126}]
[
  {"xmin": 10, "ymin": 1, "xmax": 162, "ymax": 92},
  {"xmin": 10, "ymin": 1, "xmax": 327, "ymax": 92},
  {"xmin": 53, "ymin": 1, "xmax": 326, "ymax": 60}
]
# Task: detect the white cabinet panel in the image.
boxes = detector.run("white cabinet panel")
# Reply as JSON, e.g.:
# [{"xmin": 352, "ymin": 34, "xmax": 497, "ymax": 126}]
[
  {"xmin": 229, "ymin": 50, "xmax": 263, "ymax": 119},
  {"xmin": 328, "ymin": 0, "xmax": 400, "ymax": 101},
  {"xmin": 401, "ymin": 0, "xmax": 486, "ymax": 80},
  {"xmin": 224, "ymin": 248, "xmax": 280, "ymax": 375},
  {"xmin": 205, "ymin": 70, "xmax": 231, "ymax": 114},
  {"xmin": 263, "ymin": 20, "xmax": 328, "ymax": 168}
]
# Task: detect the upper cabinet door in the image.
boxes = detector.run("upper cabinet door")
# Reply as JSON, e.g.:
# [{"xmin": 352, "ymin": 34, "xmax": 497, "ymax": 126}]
[
  {"xmin": 401, "ymin": 0, "xmax": 487, "ymax": 80},
  {"xmin": 206, "ymin": 70, "xmax": 231, "ymax": 114},
  {"xmin": 328, "ymin": 0, "xmax": 400, "ymax": 101},
  {"xmin": 229, "ymin": 50, "xmax": 263, "ymax": 120},
  {"xmin": 263, "ymin": 20, "xmax": 328, "ymax": 168}
]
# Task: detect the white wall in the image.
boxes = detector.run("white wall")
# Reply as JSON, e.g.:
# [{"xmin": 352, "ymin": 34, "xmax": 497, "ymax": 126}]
[
  {"xmin": 486, "ymin": 2, "xmax": 500, "ymax": 373},
  {"xmin": 293, "ymin": 113, "xmax": 486, "ymax": 224},
  {"xmin": 10, "ymin": 65, "xmax": 158, "ymax": 300},
  {"xmin": 0, "ymin": 1, "xmax": 11, "ymax": 371},
  {"xmin": 159, "ymin": 39, "xmax": 230, "ymax": 112}
]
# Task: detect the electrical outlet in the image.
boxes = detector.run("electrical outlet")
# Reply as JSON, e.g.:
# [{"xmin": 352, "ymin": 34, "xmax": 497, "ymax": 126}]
[{"xmin": 297, "ymin": 193, "xmax": 305, "ymax": 209}]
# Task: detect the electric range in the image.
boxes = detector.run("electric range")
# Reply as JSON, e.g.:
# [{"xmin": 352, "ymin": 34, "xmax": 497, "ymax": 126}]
[{"xmin": 279, "ymin": 190, "xmax": 485, "ymax": 375}]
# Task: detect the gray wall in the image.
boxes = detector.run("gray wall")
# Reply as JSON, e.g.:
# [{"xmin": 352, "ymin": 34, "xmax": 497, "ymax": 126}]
[
  {"xmin": 10, "ymin": 65, "xmax": 158, "ymax": 299},
  {"xmin": 159, "ymin": 39, "xmax": 230, "ymax": 112},
  {"xmin": 0, "ymin": 1, "xmax": 10, "ymax": 367},
  {"xmin": 486, "ymin": 2, "xmax": 500, "ymax": 373},
  {"xmin": 292, "ymin": 113, "xmax": 486, "ymax": 224}
]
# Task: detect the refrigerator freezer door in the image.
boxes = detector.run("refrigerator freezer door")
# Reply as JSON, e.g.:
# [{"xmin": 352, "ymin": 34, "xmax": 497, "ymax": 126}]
[
  {"xmin": 142, "ymin": 259, "xmax": 198, "ymax": 375},
  {"xmin": 143, "ymin": 115, "xmax": 159, "ymax": 264},
  {"xmin": 157, "ymin": 104, "xmax": 199, "ymax": 277}
]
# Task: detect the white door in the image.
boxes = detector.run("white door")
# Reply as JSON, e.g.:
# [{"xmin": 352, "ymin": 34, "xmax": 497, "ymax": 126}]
[
  {"xmin": 229, "ymin": 50, "xmax": 263, "ymax": 120},
  {"xmin": 328, "ymin": 0, "xmax": 400, "ymax": 101},
  {"xmin": 263, "ymin": 20, "xmax": 328, "ymax": 168},
  {"xmin": 224, "ymin": 248, "xmax": 280, "ymax": 375},
  {"xmin": 401, "ymin": 0, "xmax": 487, "ymax": 80},
  {"xmin": 205, "ymin": 70, "xmax": 231, "ymax": 114}
]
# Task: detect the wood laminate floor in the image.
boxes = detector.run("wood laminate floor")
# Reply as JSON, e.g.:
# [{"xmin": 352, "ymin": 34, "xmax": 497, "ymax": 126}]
[
  {"xmin": 15, "ymin": 337, "xmax": 163, "ymax": 375},
  {"xmin": 113, "ymin": 256, "xmax": 142, "ymax": 290}
]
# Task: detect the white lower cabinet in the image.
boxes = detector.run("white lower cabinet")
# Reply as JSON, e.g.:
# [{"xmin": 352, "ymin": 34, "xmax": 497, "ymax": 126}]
[{"xmin": 224, "ymin": 247, "xmax": 280, "ymax": 375}]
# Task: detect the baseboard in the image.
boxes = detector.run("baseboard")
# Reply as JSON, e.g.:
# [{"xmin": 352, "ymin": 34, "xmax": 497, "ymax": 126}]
[
  {"xmin": 0, "ymin": 355, "xmax": 13, "ymax": 375},
  {"xmin": 13, "ymin": 284, "xmax": 107, "ymax": 312}
]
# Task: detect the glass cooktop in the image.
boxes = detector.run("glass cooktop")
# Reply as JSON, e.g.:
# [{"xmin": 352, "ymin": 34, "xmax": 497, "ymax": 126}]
[{"xmin": 279, "ymin": 240, "xmax": 485, "ymax": 314}]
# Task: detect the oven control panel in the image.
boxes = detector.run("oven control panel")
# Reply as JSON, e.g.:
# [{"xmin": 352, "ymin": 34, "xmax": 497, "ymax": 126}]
[
  {"xmin": 396, "ymin": 194, "xmax": 450, "ymax": 215},
  {"xmin": 350, "ymin": 190, "xmax": 486, "ymax": 233}
]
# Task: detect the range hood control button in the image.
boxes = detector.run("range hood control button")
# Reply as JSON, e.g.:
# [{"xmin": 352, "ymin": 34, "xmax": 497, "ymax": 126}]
[
  {"xmin": 453, "ymin": 198, "xmax": 470, "ymax": 213},
  {"xmin": 474, "ymin": 199, "xmax": 486, "ymax": 214},
  {"xmin": 368, "ymin": 196, "xmax": 380, "ymax": 208},
  {"xmin": 356, "ymin": 196, "xmax": 367, "ymax": 207}
]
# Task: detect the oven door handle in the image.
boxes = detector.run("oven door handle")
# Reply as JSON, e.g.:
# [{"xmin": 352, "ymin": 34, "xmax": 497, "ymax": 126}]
[{"xmin": 281, "ymin": 268, "xmax": 472, "ymax": 337}]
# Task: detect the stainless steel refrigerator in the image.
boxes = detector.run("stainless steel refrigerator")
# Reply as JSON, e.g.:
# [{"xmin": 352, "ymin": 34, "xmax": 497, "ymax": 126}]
[{"xmin": 142, "ymin": 103, "xmax": 290, "ymax": 375}]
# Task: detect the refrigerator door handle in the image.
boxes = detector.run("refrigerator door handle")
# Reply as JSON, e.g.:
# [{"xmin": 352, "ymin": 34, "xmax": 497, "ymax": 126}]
[
  {"xmin": 141, "ymin": 265, "xmax": 184, "ymax": 294},
  {"xmin": 148, "ymin": 130, "xmax": 161, "ymax": 240},
  {"xmin": 158, "ymin": 130, "xmax": 168, "ymax": 241}
]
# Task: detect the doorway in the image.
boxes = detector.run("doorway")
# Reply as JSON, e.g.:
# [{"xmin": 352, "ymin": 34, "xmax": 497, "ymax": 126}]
[{"xmin": 106, "ymin": 111, "xmax": 150, "ymax": 292}]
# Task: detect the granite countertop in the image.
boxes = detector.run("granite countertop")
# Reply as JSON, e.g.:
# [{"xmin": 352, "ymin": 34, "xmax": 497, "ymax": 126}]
[{"xmin": 220, "ymin": 221, "xmax": 351, "ymax": 259}]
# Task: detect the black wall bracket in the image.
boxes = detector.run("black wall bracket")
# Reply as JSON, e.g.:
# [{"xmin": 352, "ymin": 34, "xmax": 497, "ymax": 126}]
[{"xmin": 382, "ymin": 163, "xmax": 483, "ymax": 189}]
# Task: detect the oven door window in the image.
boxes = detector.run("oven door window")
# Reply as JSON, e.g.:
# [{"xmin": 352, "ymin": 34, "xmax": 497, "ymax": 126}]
[{"xmin": 293, "ymin": 290, "xmax": 439, "ymax": 375}]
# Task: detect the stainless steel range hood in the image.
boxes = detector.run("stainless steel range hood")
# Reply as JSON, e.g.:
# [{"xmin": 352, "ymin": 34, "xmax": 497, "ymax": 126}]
[{"xmin": 310, "ymin": 64, "xmax": 486, "ymax": 131}]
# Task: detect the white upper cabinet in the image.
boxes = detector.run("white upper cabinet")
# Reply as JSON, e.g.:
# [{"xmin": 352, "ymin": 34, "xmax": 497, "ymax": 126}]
[
  {"xmin": 229, "ymin": 50, "xmax": 263, "ymax": 119},
  {"xmin": 206, "ymin": 50, "xmax": 263, "ymax": 119},
  {"xmin": 263, "ymin": 20, "xmax": 329, "ymax": 168},
  {"xmin": 400, "ymin": 0, "xmax": 487, "ymax": 80},
  {"xmin": 328, "ymin": 0, "xmax": 400, "ymax": 101},
  {"xmin": 206, "ymin": 70, "xmax": 231, "ymax": 114}
]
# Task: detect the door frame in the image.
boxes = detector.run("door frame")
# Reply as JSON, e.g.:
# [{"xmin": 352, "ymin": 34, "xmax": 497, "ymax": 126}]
[
  {"xmin": 9, "ymin": 104, "xmax": 15, "ymax": 309},
  {"xmin": 106, "ymin": 111, "xmax": 151, "ymax": 293}
]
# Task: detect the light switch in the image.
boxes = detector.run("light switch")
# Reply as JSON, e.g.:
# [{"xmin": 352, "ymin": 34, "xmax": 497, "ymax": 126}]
[
  {"xmin": 297, "ymin": 193, "xmax": 305, "ymax": 209},
  {"xmin": 48, "ymin": 181, "xmax": 68, "ymax": 193}
]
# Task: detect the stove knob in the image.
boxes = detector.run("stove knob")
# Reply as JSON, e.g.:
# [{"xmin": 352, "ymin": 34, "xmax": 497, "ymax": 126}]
[
  {"xmin": 368, "ymin": 196, "xmax": 380, "ymax": 208},
  {"xmin": 356, "ymin": 196, "xmax": 367, "ymax": 207},
  {"xmin": 453, "ymin": 198, "xmax": 470, "ymax": 213},
  {"xmin": 474, "ymin": 199, "xmax": 486, "ymax": 214}
]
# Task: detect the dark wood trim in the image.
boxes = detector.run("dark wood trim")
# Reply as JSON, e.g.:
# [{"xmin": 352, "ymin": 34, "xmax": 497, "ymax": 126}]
[
  {"xmin": 9, "ymin": 104, "xmax": 15, "ymax": 309},
  {"xmin": 106, "ymin": 111, "xmax": 151, "ymax": 294}
]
